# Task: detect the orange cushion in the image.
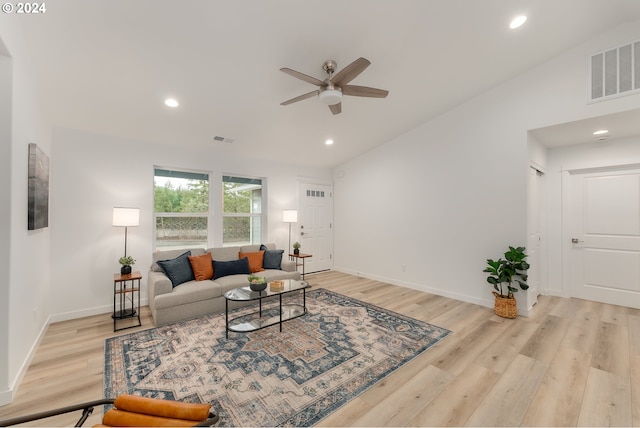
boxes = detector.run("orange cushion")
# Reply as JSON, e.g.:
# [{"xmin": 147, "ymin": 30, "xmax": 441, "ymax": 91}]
[
  {"xmin": 188, "ymin": 253, "xmax": 213, "ymax": 281},
  {"xmin": 239, "ymin": 251, "xmax": 265, "ymax": 273},
  {"xmin": 112, "ymin": 394, "xmax": 211, "ymax": 422},
  {"xmin": 102, "ymin": 409, "xmax": 200, "ymax": 427}
]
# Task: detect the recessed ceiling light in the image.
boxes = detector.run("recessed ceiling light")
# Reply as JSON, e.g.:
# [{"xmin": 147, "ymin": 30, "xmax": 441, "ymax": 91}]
[
  {"xmin": 325, "ymin": 139, "xmax": 334, "ymax": 145},
  {"xmin": 165, "ymin": 98, "xmax": 179, "ymax": 108},
  {"xmin": 509, "ymin": 15, "xmax": 527, "ymax": 29},
  {"xmin": 593, "ymin": 129, "xmax": 609, "ymax": 135}
]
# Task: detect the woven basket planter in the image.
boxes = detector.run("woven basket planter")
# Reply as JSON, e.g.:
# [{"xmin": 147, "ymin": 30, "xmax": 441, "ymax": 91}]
[{"xmin": 493, "ymin": 292, "xmax": 517, "ymax": 319}]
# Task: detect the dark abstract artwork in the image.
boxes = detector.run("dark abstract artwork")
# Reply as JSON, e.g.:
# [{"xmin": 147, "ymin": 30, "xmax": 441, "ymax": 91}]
[{"xmin": 28, "ymin": 143, "xmax": 49, "ymax": 230}]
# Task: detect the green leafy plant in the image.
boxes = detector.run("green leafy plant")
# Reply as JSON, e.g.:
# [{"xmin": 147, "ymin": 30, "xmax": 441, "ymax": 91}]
[
  {"xmin": 292, "ymin": 242, "xmax": 300, "ymax": 250},
  {"xmin": 483, "ymin": 246, "xmax": 530, "ymax": 298},
  {"xmin": 118, "ymin": 256, "xmax": 136, "ymax": 267},
  {"xmin": 248, "ymin": 274, "xmax": 266, "ymax": 284}
]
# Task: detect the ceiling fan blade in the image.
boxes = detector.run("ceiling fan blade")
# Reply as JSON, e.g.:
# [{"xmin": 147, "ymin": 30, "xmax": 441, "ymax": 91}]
[
  {"xmin": 329, "ymin": 103, "xmax": 342, "ymax": 115},
  {"xmin": 281, "ymin": 90, "xmax": 319, "ymax": 106},
  {"xmin": 280, "ymin": 68, "xmax": 325, "ymax": 86},
  {"xmin": 332, "ymin": 57, "xmax": 371, "ymax": 86},
  {"xmin": 342, "ymin": 85, "xmax": 389, "ymax": 98}
]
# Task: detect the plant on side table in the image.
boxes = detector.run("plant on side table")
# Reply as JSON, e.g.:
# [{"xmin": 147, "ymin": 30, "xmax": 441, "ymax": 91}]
[
  {"xmin": 293, "ymin": 241, "xmax": 301, "ymax": 255},
  {"xmin": 119, "ymin": 256, "xmax": 136, "ymax": 275},
  {"xmin": 483, "ymin": 246, "xmax": 529, "ymax": 318}
]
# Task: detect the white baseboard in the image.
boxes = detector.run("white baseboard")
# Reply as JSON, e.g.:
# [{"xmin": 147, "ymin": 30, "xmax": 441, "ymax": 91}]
[
  {"xmin": 1, "ymin": 314, "xmax": 51, "ymax": 407},
  {"xmin": 2, "ymin": 297, "xmax": 150, "ymax": 407},
  {"xmin": 0, "ymin": 388, "xmax": 12, "ymax": 406},
  {"xmin": 331, "ymin": 266, "xmax": 535, "ymax": 318},
  {"xmin": 49, "ymin": 297, "xmax": 149, "ymax": 323}
]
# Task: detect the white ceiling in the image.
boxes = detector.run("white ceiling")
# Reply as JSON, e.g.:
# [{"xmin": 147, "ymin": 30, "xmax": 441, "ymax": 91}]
[{"xmin": 16, "ymin": 0, "xmax": 640, "ymax": 168}]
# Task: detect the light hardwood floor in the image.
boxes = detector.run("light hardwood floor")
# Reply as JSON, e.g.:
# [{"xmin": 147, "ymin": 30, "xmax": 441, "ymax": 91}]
[{"xmin": 1, "ymin": 271, "xmax": 638, "ymax": 426}]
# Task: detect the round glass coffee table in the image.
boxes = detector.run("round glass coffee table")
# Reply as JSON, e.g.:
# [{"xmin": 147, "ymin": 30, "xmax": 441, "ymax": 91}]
[{"xmin": 224, "ymin": 279, "xmax": 310, "ymax": 338}]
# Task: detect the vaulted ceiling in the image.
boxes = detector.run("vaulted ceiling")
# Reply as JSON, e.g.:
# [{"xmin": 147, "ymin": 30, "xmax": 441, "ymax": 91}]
[{"xmin": 17, "ymin": 0, "xmax": 640, "ymax": 168}]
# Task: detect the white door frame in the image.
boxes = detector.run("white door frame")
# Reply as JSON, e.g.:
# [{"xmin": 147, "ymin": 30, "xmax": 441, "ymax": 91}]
[
  {"xmin": 526, "ymin": 163, "xmax": 545, "ymax": 311},
  {"xmin": 297, "ymin": 179, "xmax": 334, "ymax": 273},
  {"xmin": 561, "ymin": 161, "xmax": 640, "ymax": 299}
]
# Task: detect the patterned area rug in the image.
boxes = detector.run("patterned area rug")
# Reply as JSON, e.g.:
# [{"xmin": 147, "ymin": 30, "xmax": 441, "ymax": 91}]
[{"xmin": 104, "ymin": 288, "xmax": 450, "ymax": 426}]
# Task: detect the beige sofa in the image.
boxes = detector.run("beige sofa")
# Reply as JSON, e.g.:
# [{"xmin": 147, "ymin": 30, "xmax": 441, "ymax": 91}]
[{"xmin": 148, "ymin": 243, "xmax": 300, "ymax": 326}]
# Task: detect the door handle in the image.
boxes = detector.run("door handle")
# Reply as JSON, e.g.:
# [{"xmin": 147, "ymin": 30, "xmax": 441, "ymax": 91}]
[
  {"xmin": 571, "ymin": 238, "xmax": 584, "ymax": 244},
  {"xmin": 300, "ymin": 232, "xmax": 305, "ymax": 236}
]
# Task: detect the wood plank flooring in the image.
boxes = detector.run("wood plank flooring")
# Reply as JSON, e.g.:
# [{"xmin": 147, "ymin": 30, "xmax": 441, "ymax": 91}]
[{"xmin": 0, "ymin": 270, "xmax": 638, "ymax": 426}]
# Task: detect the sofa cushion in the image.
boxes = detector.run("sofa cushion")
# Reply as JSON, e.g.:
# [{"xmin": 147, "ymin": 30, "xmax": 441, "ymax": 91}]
[
  {"xmin": 151, "ymin": 248, "xmax": 205, "ymax": 272},
  {"xmin": 260, "ymin": 245, "xmax": 283, "ymax": 269},
  {"xmin": 239, "ymin": 251, "xmax": 265, "ymax": 273},
  {"xmin": 154, "ymin": 280, "xmax": 221, "ymax": 310},
  {"xmin": 208, "ymin": 246, "xmax": 240, "ymax": 262},
  {"xmin": 188, "ymin": 252, "xmax": 214, "ymax": 281},
  {"xmin": 240, "ymin": 244, "xmax": 262, "ymax": 253},
  {"xmin": 213, "ymin": 257, "xmax": 250, "ymax": 279},
  {"xmin": 156, "ymin": 251, "xmax": 194, "ymax": 287}
]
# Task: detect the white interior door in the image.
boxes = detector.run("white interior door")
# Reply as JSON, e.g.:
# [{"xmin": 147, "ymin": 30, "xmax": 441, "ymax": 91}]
[
  {"xmin": 298, "ymin": 182, "xmax": 333, "ymax": 273},
  {"xmin": 569, "ymin": 168, "xmax": 640, "ymax": 308}
]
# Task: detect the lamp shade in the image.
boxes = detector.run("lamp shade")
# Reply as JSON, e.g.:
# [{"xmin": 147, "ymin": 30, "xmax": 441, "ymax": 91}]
[
  {"xmin": 113, "ymin": 207, "xmax": 140, "ymax": 227},
  {"xmin": 283, "ymin": 209, "xmax": 298, "ymax": 223}
]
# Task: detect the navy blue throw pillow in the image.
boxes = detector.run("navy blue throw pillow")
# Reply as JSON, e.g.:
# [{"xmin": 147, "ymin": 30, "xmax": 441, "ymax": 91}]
[
  {"xmin": 157, "ymin": 250, "xmax": 194, "ymax": 287},
  {"xmin": 213, "ymin": 257, "xmax": 251, "ymax": 279}
]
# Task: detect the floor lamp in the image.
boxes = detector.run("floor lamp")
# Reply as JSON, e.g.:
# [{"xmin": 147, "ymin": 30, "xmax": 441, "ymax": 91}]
[
  {"xmin": 283, "ymin": 209, "xmax": 298, "ymax": 252},
  {"xmin": 113, "ymin": 207, "xmax": 140, "ymax": 258}
]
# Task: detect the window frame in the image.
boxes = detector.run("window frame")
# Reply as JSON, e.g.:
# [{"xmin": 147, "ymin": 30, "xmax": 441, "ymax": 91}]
[
  {"xmin": 222, "ymin": 174, "xmax": 266, "ymax": 247},
  {"xmin": 153, "ymin": 166, "xmax": 213, "ymax": 250}
]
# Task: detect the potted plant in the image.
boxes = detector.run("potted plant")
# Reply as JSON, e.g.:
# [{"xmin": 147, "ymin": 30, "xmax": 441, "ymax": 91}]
[
  {"xmin": 483, "ymin": 246, "xmax": 529, "ymax": 318},
  {"xmin": 293, "ymin": 242, "xmax": 300, "ymax": 255},
  {"xmin": 119, "ymin": 256, "xmax": 136, "ymax": 275}
]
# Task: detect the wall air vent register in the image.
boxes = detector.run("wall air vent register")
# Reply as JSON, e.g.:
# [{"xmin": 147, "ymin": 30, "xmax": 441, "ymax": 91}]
[{"xmin": 590, "ymin": 40, "xmax": 640, "ymax": 102}]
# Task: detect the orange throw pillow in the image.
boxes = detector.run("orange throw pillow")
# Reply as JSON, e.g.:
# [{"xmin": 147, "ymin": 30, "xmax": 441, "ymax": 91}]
[
  {"xmin": 239, "ymin": 251, "xmax": 265, "ymax": 273},
  {"xmin": 188, "ymin": 253, "xmax": 213, "ymax": 281}
]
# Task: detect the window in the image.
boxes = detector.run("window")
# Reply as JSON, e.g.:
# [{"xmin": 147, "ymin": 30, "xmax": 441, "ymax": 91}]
[
  {"xmin": 222, "ymin": 175, "xmax": 263, "ymax": 246},
  {"xmin": 154, "ymin": 168, "xmax": 209, "ymax": 250}
]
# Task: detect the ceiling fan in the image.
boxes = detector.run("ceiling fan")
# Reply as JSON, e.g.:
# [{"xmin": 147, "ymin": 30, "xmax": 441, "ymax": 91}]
[{"xmin": 280, "ymin": 57, "xmax": 389, "ymax": 115}]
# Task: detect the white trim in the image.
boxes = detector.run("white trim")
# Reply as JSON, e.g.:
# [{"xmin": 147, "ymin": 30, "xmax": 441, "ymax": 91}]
[
  {"xmin": 1, "ymin": 314, "xmax": 50, "ymax": 406},
  {"xmin": 49, "ymin": 297, "xmax": 149, "ymax": 324},
  {"xmin": 332, "ymin": 267, "xmax": 535, "ymax": 318}
]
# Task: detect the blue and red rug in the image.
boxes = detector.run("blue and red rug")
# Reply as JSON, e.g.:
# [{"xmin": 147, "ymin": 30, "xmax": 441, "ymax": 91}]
[{"xmin": 104, "ymin": 288, "xmax": 450, "ymax": 426}]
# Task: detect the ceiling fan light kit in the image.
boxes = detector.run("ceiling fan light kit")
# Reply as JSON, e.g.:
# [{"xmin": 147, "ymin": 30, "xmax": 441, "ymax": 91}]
[
  {"xmin": 319, "ymin": 87, "xmax": 342, "ymax": 105},
  {"xmin": 280, "ymin": 57, "xmax": 388, "ymax": 114}
]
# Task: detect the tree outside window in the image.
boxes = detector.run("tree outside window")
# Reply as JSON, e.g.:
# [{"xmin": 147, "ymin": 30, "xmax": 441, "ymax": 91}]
[
  {"xmin": 154, "ymin": 168, "xmax": 209, "ymax": 250},
  {"xmin": 223, "ymin": 176, "xmax": 263, "ymax": 246}
]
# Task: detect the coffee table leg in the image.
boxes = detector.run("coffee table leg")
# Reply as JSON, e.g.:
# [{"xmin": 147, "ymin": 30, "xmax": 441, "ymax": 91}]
[
  {"xmin": 225, "ymin": 299, "xmax": 229, "ymax": 339},
  {"xmin": 279, "ymin": 294, "xmax": 283, "ymax": 332}
]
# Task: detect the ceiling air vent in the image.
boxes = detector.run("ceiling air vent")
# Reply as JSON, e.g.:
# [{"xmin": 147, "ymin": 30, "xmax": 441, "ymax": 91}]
[
  {"xmin": 213, "ymin": 136, "xmax": 234, "ymax": 144},
  {"xmin": 590, "ymin": 40, "xmax": 640, "ymax": 102}
]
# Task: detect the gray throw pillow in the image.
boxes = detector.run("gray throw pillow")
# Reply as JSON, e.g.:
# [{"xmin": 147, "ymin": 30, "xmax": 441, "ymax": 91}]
[
  {"xmin": 157, "ymin": 250, "xmax": 194, "ymax": 287},
  {"xmin": 263, "ymin": 249, "xmax": 284, "ymax": 269}
]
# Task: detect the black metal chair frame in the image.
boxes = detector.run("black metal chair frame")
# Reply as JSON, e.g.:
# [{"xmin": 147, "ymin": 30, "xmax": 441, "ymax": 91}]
[{"xmin": 0, "ymin": 398, "xmax": 219, "ymax": 427}]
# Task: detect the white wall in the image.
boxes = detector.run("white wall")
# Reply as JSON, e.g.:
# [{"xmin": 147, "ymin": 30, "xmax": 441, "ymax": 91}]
[
  {"xmin": 49, "ymin": 127, "xmax": 332, "ymax": 321},
  {"xmin": 333, "ymin": 20, "xmax": 640, "ymax": 314},
  {"xmin": 0, "ymin": 49, "xmax": 12, "ymax": 406},
  {"xmin": 0, "ymin": 17, "xmax": 51, "ymax": 405},
  {"xmin": 546, "ymin": 136, "xmax": 640, "ymax": 297}
]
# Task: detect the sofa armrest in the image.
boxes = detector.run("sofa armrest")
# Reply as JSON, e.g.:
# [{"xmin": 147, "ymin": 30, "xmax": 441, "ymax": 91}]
[
  {"xmin": 280, "ymin": 258, "xmax": 297, "ymax": 272},
  {"xmin": 148, "ymin": 270, "xmax": 173, "ymax": 308}
]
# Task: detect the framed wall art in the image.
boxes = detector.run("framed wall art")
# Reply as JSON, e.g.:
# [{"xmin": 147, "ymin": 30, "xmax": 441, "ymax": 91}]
[{"xmin": 28, "ymin": 143, "xmax": 49, "ymax": 230}]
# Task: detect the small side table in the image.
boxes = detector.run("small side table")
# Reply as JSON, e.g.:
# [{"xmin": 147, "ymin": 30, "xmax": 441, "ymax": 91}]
[
  {"xmin": 113, "ymin": 271, "xmax": 142, "ymax": 332},
  {"xmin": 289, "ymin": 253, "xmax": 312, "ymax": 279}
]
